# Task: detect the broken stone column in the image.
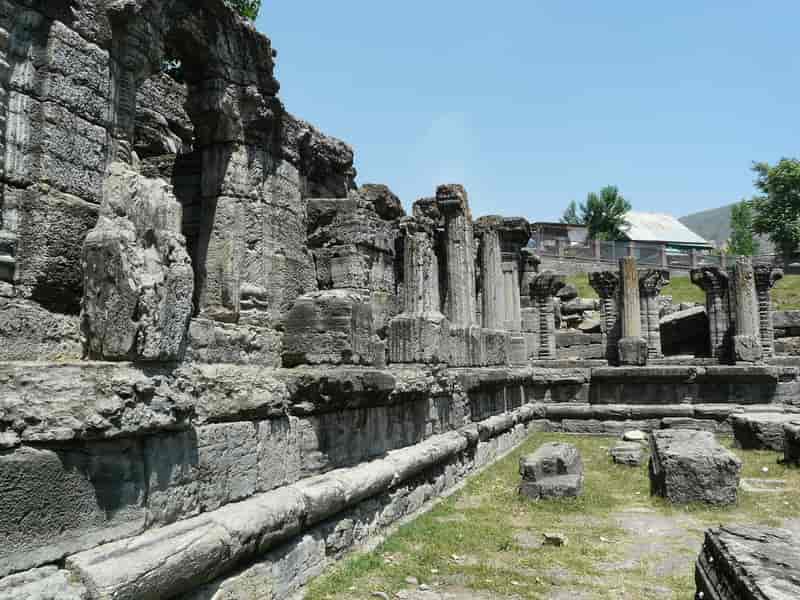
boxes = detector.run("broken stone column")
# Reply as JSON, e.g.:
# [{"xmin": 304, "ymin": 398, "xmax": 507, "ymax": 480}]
[
  {"xmin": 754, "ymin": 264, "xmax": 783, "ymax": 359},
  {"xmin": 589, "ymin": 271, "xmax": 621, "ymax": 363},
  {"xmin": 731, "ymin": 257, "xmax": 762, "ymax": 363},
  {"xmin": 520, "ymin": 249, "xmax": 541, "ymax": 359},
  {"xmin": 690, "ymin": 266, "xmax": 732, "ymax": 361},
  {"xmin": 519, "ymin": 248, "xmax": 541, "ymax": 309},
  {"xmin": 639, "ymin": 269, "xmax": 670, "ymax": 359},
  {"xmin": 81, "ymin": 163, "xmax": 194, "ymax": 361},
  {"xmin": 478, "ymin": 226, "xmax": 503, "ymax": 331},
  {"xmin": 388, "ymin": 218, "xmax": 449, "ymax": 363},
  {"xmin": 618, "ymin": 257, "xmax": 648, "ymax": 365},
  {"xmin": 530, "ymin": 271, "xmax": 565, "ymax": 360},
  {"xmin": 499, "ymin": 218, "xmax": 530, "ymax": 365}
]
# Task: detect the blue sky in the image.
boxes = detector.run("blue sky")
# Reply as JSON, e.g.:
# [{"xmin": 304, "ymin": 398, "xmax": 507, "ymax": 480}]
[{"xmin": 257, "ymin": 2, "xmax": 800, "ymax": 222}]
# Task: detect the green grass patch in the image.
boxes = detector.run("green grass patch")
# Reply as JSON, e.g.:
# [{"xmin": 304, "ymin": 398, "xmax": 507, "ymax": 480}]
[{"xmin": 306, "ymin": 433, "xmax": 800, "ymax": 600}]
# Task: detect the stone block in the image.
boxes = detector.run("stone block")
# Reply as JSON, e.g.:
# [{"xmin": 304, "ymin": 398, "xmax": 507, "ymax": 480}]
[
  {"xmin": 659, "ymin": 305, "xmax": 709, "ymax": 357},
  {"xmin": 482, "ymin": 328, "xmax": 511, "ymax": 366},
  {"xmin": 649, "ymin": 430, "xmax": 741, "ymax": 505},
  {"xmin": 731, "ymin": 412, "xmax": 793, "ymax": 451},
  {"xmin": 187, "ymin": 318, "xmax": 282, "ymax": 366},
  {"xmin": 774, "ymin": 336, "xmax": 800, "ymax": 355},
  {"xmin": 618, "ymin": 336, "xmax": 648, "ymax": 366},
  {"xmin": 0, "ymin": 297, "xmax": 81, "ymax": 360},
  {"xmin": 783, "ymin": 421, "xmax": 800, "ymax": 466},
  {"xmin": 773, "ymin": 310, "xmax": 800, "ymax": 329},
  {"xmin": 447, "ymin": 325, "xmax": 484, "ymax": 367},
  {"xmin": 610, "ymin": 441, "xmax": 646, "ymax": 466},
  {"xmin": 695, "ymin": 526, "xmax": 800, "ymax": 600},
  {"xmin": 282, "ymin": 289, "xmax": 374, "ymax": 366},
  {"xmin": 0, "ymin": 442, "xmax": 146, "ymax": 577},
  {"xmin": 519, "ymin": 442, "xmax": 584, "ymax": 499},
  {"xmin": 734, "ymin": 334, "xmax": 762, "ymax": 363},
  {"xmin": 387, "ymin": 313, "xmax": 449, "ymax": 364},
  {"xmin": 0, "ymin": 566, "xmax": 88, "ymax": 600}
]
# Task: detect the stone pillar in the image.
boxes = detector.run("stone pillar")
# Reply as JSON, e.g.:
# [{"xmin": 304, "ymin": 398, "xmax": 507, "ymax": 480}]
[
  {"xmin": 659, "ymin": 246, "xmax": 668, "ymax": 268},
  {"xmin": 618, "ymin": 257, "xmax": 647, "ymax": 365},
  {"xmin": 731, "ymin": 257, "xmax": 762, "ymax": 363},
  {"xmin": 388, "ymin": 218, "xmax": 449, "ymax": 363},
  {"xmin": 589, "ymin": 271, "xmax": 621, "ymax": 363},
  {"xmin": 639, "ymin": 269, "xmax": 670, "ymax": 359},
  {"xmin": 437, "ymin": 185, "xmax": 477, "ymax": 328},
  {"xmin": 691, "ymin": 266, "xmax": 732, "ymax": 361},
  {"xmin": 530, "ymin": 271, "xmax": 565, "ymax": 360},
  {"xmin": 754, "ymin": 264, "xmax": 784, "ymax": 359},
  {"xmin": 437, "ymin": 185, "xmax": 495, "ymax": 366},
  {"xmin": 479, "ymin": 227, "xmax": 503, "ymax": 330},
  {"xmin": 519, "ymin": 248, "xmax": 541, "ymax": 309}
]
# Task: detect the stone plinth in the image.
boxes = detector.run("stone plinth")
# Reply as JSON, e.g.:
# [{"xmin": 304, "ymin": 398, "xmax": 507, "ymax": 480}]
[
  {"xmin": 610, "ymin": 441, "xmax": 646, "ymax": 466},
  {"xmin": 649, "ymin": 430, "xmax": 741, "ymax": 505},
  {"xmin": 519, "ymin": 442, "xmax": 584, "ymax": 500},
  {"xmin": 282, "ymin": 289, "xmax": 373, "ymax": 366}
]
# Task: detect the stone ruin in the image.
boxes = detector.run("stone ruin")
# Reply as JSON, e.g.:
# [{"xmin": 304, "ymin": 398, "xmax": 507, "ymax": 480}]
[{"xmin": 0, "ymin": 2, "xmax": 799, "ymax": 599}]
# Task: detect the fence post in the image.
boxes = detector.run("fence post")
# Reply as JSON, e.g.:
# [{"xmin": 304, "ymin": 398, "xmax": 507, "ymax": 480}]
[
  {"xmin": 556, "ymin": 239, "xmax": 565, "ymax": 258},
  {"xmin": 627, "ymin": 241, "xmax": 635, "ymax": 258},
  {"xmin": 659, "ymin": 245, "xmax": 668, "ymax": 268},
  {"xmin": 690, "ymin": 249, "xmax": 699, "ymax": 268},
  {"xmin": 593, "ymin": 239, "xmax": 601, "ymax": 259}
]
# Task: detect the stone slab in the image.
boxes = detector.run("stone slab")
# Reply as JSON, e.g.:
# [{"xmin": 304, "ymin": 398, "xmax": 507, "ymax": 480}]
[{"xmin": 731, "ymin": 412, "xmax": 794, "ymax": 451}]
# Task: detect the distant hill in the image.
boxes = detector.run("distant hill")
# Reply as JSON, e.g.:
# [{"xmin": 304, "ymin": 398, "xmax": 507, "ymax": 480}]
[{"xmin": 679, "ymin": 204, "xmax": 774, "ymax": 254}]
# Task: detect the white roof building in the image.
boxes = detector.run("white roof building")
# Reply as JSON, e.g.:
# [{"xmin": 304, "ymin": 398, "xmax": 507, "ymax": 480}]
[{"xmin": 623, "ymin": 212, "xmax": 712, "ymax": 250}]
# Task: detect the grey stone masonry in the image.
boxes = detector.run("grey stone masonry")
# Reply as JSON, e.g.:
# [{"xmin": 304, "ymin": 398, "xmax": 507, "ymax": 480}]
[
  {"xmin": 437, "ymin": 184, "xmax": 477, "ymax": 329},
  {"xmin": 783, "ymin": 421, "xmax": 800, "ymax": 466},
  {"xmin": 731, "ymin": 257, "xmax": 763, "ymax": 363},
  {"xmin": 731, "ymin": 412, "xmax": 794, "ymax": 451},
  {"xmin": 519, "ymin": 442, "xmax": 584, "ymax": 499},
  {"xmin": 589, "ymin": 271, "xmax": 621, "ymax": 363},
  {"xmin": 529, "ymin": 271, "xmax": 566, "ymax": 360},
  {"xmin": 691, "ymin": 266, "xmax": 732, "ymax": 361},
  {"xmin": 388, "ymin": 218, "xmax": 449, "ymax": 363},
  {"xmin": 649, "ymin": 430, "xmax": 741, "ymax": 505},
  {"xmin": 754, "ymin": 264, "xmax": 783, "ymax": 359},
  {"xmin": 618, "ymin": 257, "xmax": 647, "ymax": 366},
  {"xmin": 696, "ymin": 526, "xmax": 800, "ymax": 600},
  {"xmin": 638, "ymin": 269, "xmax": 670, "ymax": 359}
]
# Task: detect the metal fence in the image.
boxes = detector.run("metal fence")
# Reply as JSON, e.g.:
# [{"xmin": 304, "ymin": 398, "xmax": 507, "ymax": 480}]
[{"xmin": 535, "ymin": 239, "xmax": 781, "ymax": 270}]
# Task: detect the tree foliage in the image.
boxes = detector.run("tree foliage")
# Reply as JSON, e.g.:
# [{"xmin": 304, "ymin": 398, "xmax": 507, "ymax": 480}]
[
  {"xmin": 752, "ymin": 158, "xmax": 800, "ymax": 259},
  {"xmin": 580, "ymin": 186, "xmax": 631, "ymax": 241},
  {"xmin": 560, "ymin": 200, "xmax": 581, "ymax": 225},
  {"xmin": 226, "ymin": 0, "xmax": 261, "ymax": 20},
  {"xmin": 728, "ymin": 199, "xmax": 759, "ymax": 256}
]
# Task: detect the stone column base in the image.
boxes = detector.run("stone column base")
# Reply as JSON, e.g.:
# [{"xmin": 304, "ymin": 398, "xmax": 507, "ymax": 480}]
[
  {"xmin": 618, "ymin": 337, "xmax": 648, "ymax": 366},
  {"xmin": 734, "ymin": 334, "xmax": 763, "ymax": 363},
  {"xmin": 388, "ymin": 313, "xmax": 449, "ymax": 364}
]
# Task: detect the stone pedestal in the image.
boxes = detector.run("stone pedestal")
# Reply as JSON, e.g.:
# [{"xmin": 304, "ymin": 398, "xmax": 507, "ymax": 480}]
[
  {"xmin": 388, "ymin": 219, "xmax": 449, "ymax": 363},
  {"xmin": 731, "ymin": 257, "xmax": 762, "ymax": 363},
  {"xmin": 589, "ymin": 271, "xmax": 621, "ymax": 363},
  {"xmin": 618, "ymin": 257, "xmax": 647, "ymax": 366},
  {"xmin": 691, "ymin": 266, "xmax": 732, "ymax": 361}
]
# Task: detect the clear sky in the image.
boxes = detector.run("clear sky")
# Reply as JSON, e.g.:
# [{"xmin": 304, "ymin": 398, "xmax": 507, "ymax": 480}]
[{"xmin": 256, "ymin": 2, "xmax": 800, "ymax": 222}]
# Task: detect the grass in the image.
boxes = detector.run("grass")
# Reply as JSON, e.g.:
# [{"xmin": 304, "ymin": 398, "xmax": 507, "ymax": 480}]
[
  {"xmin": 305, "ymin": 433, "xmax": 800, "ymax": 600},
  {"xmin": 568, "ymin": 273, "xmax": 800, "ymax": 310}
]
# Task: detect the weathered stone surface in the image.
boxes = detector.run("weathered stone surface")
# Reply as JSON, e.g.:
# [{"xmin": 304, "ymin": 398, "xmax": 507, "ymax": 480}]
[
  {"xmin": 773, "ymin": 310, "xmax": 800, "ymax": 330},
  {"xmin": 0, "ymin": 442, "xmax": 146, "ymax": 577},
  {"xmin": 610, "ymin": 441, "xmax": 646, "ymax": 466},
  {"xmin": 561, "ymin": 297, "xmax": 599, "ymax": 315},
  {"xmin": 774, "ymin": 336, "xmax": 800, "ymax": 355},
  {"xmin": 283, "ymin": 290, "xmax": 374, "ymax": 366},
  {"xmin": 731, "ymin": 412, "xmax": 793, "ymax": 451},
  {"xmin": 618, "ymin": 336, "xmax": 648, "ymax": 366},
  {"xmin": 649, "ymin": 430, "xmax": 741, "ymax": 505},
  {"xmin": 696, "ymin": 525, "xmax": 800, "ymax": 600},
  {"xmin": 82, "ymin": 163, "xmax": 193, "ymax": 361},
  {"xmin": 783, "ymin": 421, "xmax": 800, "ymax": 466},
  {"xmin": 0, "ymin": 297, "xmax": 81, "ymax": 360},
  {"xmin": 519, "ymin": 442, "xmax": 584, "ymax": 499},
  {"xmin": 556, "ymin": 283, "xmax": 578, "ymax": 301},
  {"xmin": 186, "ymin": 318, "xmax": 282, "ymax": 366},
  {"xmin": 0, "ymin": 566, "xmax": 88, "ymax": 600}
]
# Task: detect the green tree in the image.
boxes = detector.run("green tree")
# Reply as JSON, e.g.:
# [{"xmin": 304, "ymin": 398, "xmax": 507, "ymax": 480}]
[
  {"xmin": 728, "ymin": 199, "xmax": 760, "ymax": 256},
  {"xmin": 560, "ymin": 200, "xmax": 581, "ymax": 225},
  {"xmin": 227, "ymin": 0, "xmax": 262, "ymax": 20},
  {"xmin": 752, "ymin": 159, "xmax": 800, "ymax": 259},
  {"xmin": 580, "ymin": 185, "xmax": 631, "ymax": 241}
]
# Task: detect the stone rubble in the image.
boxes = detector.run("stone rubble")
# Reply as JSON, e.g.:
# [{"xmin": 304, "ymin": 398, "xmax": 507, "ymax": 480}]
[{"xmin": 519, "ymin": 442, "xmax": 584, "ymax": 500}]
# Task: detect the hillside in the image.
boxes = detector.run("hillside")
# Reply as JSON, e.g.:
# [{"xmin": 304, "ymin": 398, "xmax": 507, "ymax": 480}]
[{"xmin": 679, "ymin": 204, "xmax": 773, "ymax": 253}]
